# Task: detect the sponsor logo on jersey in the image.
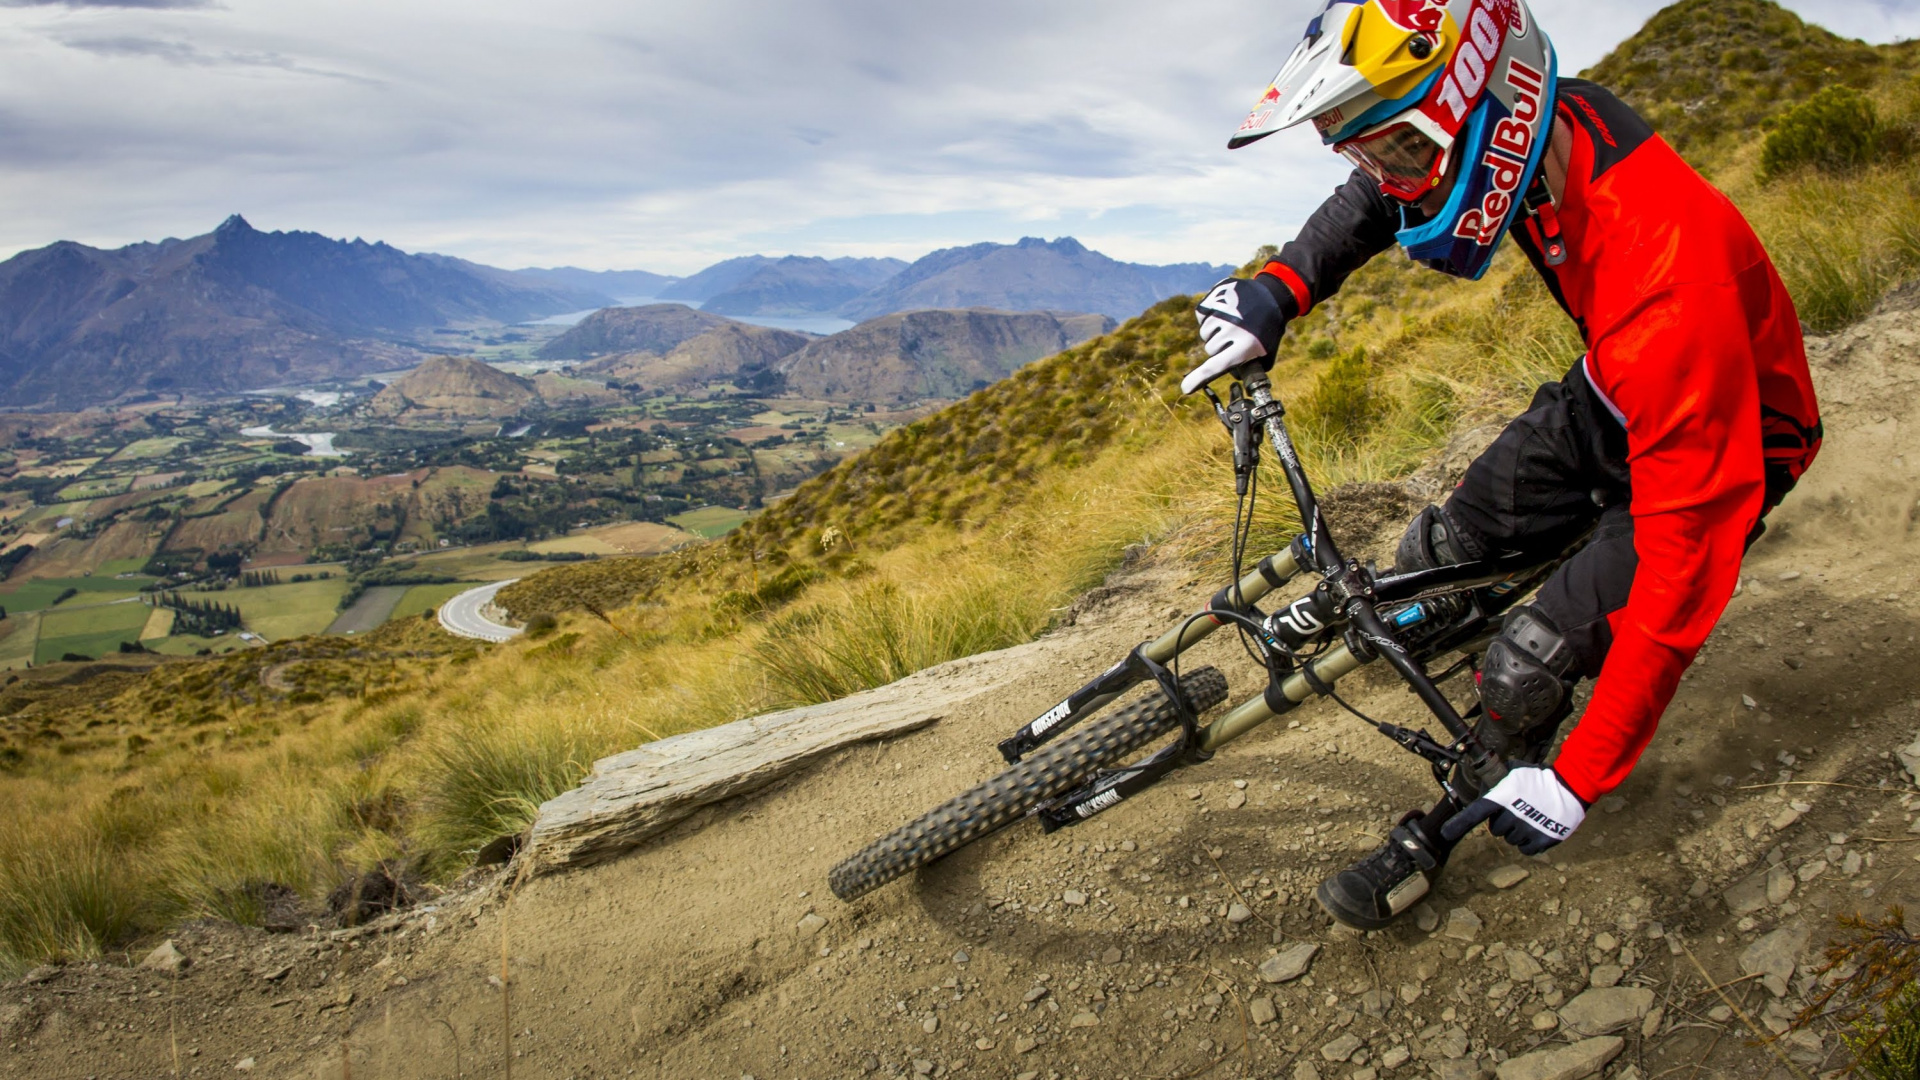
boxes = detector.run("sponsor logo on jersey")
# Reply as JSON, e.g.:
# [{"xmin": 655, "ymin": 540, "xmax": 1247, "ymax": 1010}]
[
  {"xmin": 1377, "ymin": 0, "xmax": 1448, "ymax": 33},
  {"xmin": 1451, "ymin": 57, "xmax": 1546, "ymax": 247}
]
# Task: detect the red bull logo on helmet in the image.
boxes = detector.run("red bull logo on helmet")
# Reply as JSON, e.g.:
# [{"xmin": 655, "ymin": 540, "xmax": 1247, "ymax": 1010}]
[
  {"xmin": 1377, "ymin": 0, "xmax": 1448, "ymax": 33},
  {"xmin": 1451, "ymin": 57, "xmax": 1546, "ymax": 247}
]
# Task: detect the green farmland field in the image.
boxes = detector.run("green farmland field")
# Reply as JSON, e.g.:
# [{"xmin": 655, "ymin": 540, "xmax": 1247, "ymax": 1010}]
[{"xmin": 667, "ymin": 505, "xmax": 749, "ymax": 539}]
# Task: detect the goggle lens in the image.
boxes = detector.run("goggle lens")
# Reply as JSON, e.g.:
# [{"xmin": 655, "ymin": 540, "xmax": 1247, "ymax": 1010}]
[{"xmin": 1336, "ymin": 121, "xmax": 1448, "ymax": 202}]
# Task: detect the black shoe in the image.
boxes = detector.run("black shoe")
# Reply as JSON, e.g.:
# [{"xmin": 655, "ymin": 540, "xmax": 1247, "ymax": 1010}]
[{"xmin": 1315, "ymin": 815, "xmax": 1444, "ymax": 931}]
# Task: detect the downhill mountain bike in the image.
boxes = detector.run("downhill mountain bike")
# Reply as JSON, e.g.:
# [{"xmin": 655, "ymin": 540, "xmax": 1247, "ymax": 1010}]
[{"xmin": 828, "ymin": 367, "xmax": 1576, "ymax": 902}]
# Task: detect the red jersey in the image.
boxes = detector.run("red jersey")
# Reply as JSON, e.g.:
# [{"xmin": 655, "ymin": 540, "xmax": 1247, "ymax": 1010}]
[{"xmin": 1510, "ymin": 81, "xmax": 1820, "ymax": 802}]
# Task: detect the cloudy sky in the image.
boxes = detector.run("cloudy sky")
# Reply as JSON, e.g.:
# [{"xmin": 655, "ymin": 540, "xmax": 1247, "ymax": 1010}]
[{"xmin": 1, "ymin": 0, "xmax": 1916, "ymax": 274}]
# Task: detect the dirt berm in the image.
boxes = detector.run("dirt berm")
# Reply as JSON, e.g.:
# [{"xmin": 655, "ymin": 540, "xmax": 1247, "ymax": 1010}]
[{"xmin": 10, "ymin": 297, "xmax": 1920, "ymax": 1080}]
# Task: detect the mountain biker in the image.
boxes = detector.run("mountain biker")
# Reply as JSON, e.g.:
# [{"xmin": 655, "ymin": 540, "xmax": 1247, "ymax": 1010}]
[{"xmin": 1183, "ymin": 0, "xmax": 1822, "ymax": 930}]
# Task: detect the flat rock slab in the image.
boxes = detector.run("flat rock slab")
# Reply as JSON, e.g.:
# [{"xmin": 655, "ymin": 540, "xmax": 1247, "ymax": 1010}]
[
  {"xmin": 1494, "ymin": 1036, "xmax": 1622, "ymax": 1080},
  {"xmin": 1555, "ymin": 987, "xmax": 1653, "ymax": 1036},
  {"xmin": 522, "ymin": 659, "xmax": 983, "ymax": 870},
  {"xmin": 1740, "ymin": 922, "xmax": 1810, "ymax": 984},
  {"xmin": 1259, "ymin": 942, "xmax": 1320, "ymax": 984}
]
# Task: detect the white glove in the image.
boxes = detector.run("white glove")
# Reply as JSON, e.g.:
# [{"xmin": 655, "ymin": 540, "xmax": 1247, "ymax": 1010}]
[
  {"xmin": 1439, "ymin": 765, "xmax": 1587, "ymax": 856},
  {"xmin": 1183, "ymin": 276, "xmax": 1291, "ymax": 395}
]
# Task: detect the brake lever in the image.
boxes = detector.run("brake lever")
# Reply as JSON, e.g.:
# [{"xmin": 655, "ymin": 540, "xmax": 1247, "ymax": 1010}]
[{"xmin": 1202, "ymin": 384, "xmax": 1260, "ymax": 495}]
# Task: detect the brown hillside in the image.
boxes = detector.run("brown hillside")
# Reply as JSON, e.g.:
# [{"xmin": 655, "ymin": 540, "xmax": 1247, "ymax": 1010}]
[
  {"xmin": 538, "ymin": 303, "xmax": 732, "ymax": 359},
  {"xmin": 588, "ymin": 322, "xmax": 812, "ymax": 390},
  {"xmin": 774, "ymin": 308, "xmax": 1114, "ymax": 403},
  {"xmin": 365, "ymin": 355, "xmax": 539, "ymax": 420}
]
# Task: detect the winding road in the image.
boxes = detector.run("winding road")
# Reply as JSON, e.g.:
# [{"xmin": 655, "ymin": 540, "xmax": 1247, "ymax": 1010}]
[{"xmin": 436, "ymin": 579, "xmax": 523, "ymax": 643}]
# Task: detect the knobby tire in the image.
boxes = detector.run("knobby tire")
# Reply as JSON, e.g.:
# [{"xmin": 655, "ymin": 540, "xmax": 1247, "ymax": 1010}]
[{"xmin": 828, "ymin": 666, "xmax": 1228, "ymax": 901}]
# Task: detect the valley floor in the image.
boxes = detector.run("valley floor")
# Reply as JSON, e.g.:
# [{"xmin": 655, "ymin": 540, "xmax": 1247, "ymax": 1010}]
[{"xmin": 8, "ymin": 300, "xmax": 1920, "ymax": 1080}]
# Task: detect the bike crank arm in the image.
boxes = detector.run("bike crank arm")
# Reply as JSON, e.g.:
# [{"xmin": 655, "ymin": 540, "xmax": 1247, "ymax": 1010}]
[{"xmin": 996, "ymin": 542, "xmax": 1305, "ymax": 763}]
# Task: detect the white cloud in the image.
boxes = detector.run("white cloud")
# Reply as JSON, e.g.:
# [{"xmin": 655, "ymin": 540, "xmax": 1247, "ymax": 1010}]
[{"xmin": 0, "ymin": 0, "xmax": 1913, "ymax": 273}]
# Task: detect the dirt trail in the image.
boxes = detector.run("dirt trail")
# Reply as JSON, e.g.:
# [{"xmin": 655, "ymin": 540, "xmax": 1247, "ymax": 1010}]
[{"xmin": 10, "ymin": 298, "xmax": 1920, "ymax": 1080}]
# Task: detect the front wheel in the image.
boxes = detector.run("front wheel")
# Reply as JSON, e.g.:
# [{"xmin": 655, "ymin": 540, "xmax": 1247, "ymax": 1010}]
[{"xmin": 828, "ymin": 666, "xmax": 1228, "ymax": 901}]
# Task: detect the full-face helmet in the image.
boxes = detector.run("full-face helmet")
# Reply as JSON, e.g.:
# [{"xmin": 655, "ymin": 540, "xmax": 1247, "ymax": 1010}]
[{"xmin": 1231, "ymin": 0, "xmax": 1557, "ymax": 280}]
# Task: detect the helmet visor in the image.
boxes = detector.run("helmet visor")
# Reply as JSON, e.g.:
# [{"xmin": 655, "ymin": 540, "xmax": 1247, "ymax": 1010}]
[{"xmin": 1336, "ymin": 120, "xmax": 1450, "ymax": 203}]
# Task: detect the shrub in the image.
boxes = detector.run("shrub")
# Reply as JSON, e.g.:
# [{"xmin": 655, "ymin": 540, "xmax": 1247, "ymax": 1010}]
[
  {"xmin": 1294, "ymin": 347, "xmax": 1387, "ymax": 447},
  {"xmin": 1762, "ymin": 86, "xmax": 1884, "ymax": 180}
]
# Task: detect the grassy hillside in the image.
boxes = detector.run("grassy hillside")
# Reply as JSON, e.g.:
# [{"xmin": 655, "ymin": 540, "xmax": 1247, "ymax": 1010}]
[{"xmin": 6, "ymin": 0, "xmax": 1920, "ymax": 976}]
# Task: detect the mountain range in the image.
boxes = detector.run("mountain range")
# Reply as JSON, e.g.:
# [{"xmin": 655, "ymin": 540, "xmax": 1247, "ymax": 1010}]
[
  {"xmin": 654, "ymin": 240, "xmax": 1227, "ymax": 322},
  {"xmin": 0, "ymin": 218, "xmax": 1227, "ymax": 409},
  {"xmin": 551, "ymin": 303, "xmax": 1112, "ymax": 404},
  {"xmin": 0, "ymin": 215, "xmax": 612, "ymax": 408}
]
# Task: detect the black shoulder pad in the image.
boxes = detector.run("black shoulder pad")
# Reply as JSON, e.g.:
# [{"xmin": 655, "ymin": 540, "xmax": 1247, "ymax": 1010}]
[{"xmin": 1555, "ymin": 79, "xmax": 1656, "ymax": 181}]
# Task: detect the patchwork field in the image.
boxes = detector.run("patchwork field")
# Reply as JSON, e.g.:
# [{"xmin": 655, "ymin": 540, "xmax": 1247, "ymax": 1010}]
[{"xmin": 667, "ymin": 505, "xmax": 749, "ymax": 538}]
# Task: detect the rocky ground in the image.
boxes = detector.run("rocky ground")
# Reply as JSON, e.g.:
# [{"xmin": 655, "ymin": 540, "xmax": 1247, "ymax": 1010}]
[{"xmin": 7, "ymin": 297, "xmax": 1920, "ymax": 1080}]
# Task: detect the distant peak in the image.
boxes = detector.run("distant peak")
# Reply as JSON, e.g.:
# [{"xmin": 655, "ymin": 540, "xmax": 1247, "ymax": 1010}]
[
  {"xmin": 1047, "ymin": 236, "xmax": 1087, "ymax": 255},
  {"xmin": 216, "ymin": 214, "xmax": 255, "ymax": 235}
]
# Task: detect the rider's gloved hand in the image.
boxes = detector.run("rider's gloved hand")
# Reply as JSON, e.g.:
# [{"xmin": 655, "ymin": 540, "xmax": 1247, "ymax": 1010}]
[
  {"xmin": 1183, "ymin": 275, "xmax": 1293, "ymax": 395},
  {"xmin": 1439, "ymin": 765, "xmax": 1588, "ymax": 856}
]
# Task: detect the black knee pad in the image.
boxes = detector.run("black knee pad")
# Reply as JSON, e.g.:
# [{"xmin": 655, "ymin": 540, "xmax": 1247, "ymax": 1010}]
[
  {"xmin": 1478, "ymin": 606, "xmax": 1575, "ymax": 734},
  {"xmin": 1395, "ymin": 504, "xmax": 1479, "ymax": 574}
]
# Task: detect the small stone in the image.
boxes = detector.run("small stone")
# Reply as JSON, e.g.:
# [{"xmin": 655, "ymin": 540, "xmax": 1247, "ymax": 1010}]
[
  {"xmin": 1425, "ymin": 1026, "xmax": 1471, "ymax": 1060},
  {"xmin": 1069, "ymin": 1011, "xmax": 1099, "ymax": 1029},
  {"xmin": 1767, "ymin": 863, "xmax": 1796, "ymax": 906},
  {"xmin": 1415, "ymin": 902, "xmax": 1440, "ymax": 933},
  {"xmin": 1599, "ymin": 795, "xmax": 1628, "ymax": 814},
  {"xmin": 260, "ymin": 965, "xmax": 292, "ymax": 982},
  {"xmin": 1493, "ymin": 1036, "xmax": 1622, "ymax": 1080},
  {"xmin": 1022, "ymin": 985, "xmax": 1049, "ymax": 1003},
  {"xmin": 1062, "ymin": 890, "xmax": 1088, "ymax": 907},
  {"xmin": 1101, "ymin": 946, "xmax": 1123, "ymax": 965},
  {"xmin": 1489, "ymin": 865, "xmax": 1530, "ymax": 890},
  {"xmin": 1400, "ymin": 982, "xmax": 1424, "ymax": 1004},
  {"xmin": 1014, "ymin": 1035, "xmax": 1039, "ymax": 1054},
  {"xmin": 1770, "ymin": 806, "xmax": 1803, "ymax": 831},
  {"xmin": 1708, "ymin": 1005, "xmax": 1733, "ymax": 1022},
  {"xmin": 234, "ymin": 1059, "xmax": 256, "ymax": 1073},
  {"xmin": 796, "ymin": 913, "xmax": 827, "ymax": 938},
  {"xmin": 1380, "ymin": 1045, "xmax": 1411, "ymax": 1069},
  {"xmin": 1900, "ymin": 733, "xmax": 1920, "ymax": 786},
  {"xmin": 1642, "ymin": 1006, "xmax": 1665, "ymax": 1038},
  {"xmin": 1442, "ymin": 907, "xmax": 1483, "ymax": 942},
  {"xmin": 952, "ymin": 949, "xmax": 969, "ymax": 965},
  {"xmin": 1797, "ymin": 860, "xmax": 1828, "ymax": 883},
  {"xmin": 1293, "ymin": 1063, "xmax": 1323, "ymax": 1080},
  {"xmin": 1250, "ymin": 996, "xmax": 1277, "ymax": 1026},
  {"xmin": 913, "ymin": 1060, "xmax": 934, "ymax": 1077},
  {"xmin": 1588, "ymin": 964, "xmax": 1623, "ymax": 989},
  {"xmin": 1506, "ymin": 951, "xmax": 1544, "ymax": 981},
  {"xmin": 141, "ymin": 940, "xmax": 190, "ymax": 974},
  {"xmin": 1776, "ymin": 571, "xmax": 1802, "ymax": 582},
  {"xmin": 1227, "ymin": 791, "xmax": 1247, "ymax": 810},
  {"xmin": 1259, "ymin": 942, "xmax": 1320, "ymax": 983},
  {"xmin": 1740, "ymin": 923, "xmax": 1810, "ymax": 986},
  {"xmin": 923, "ymin": 1016, "xmax": 940, "ymax": 1034},
  {"xmin": 1430, "ymin": 1059, "xmax": 1487, "ymax": 1080},
  {"xmin": 1845, "ymin": 850, "xmax": 1864, "ymax": 877},
  {"xmin": 974, "ymin": 1037, "xmax": 993, "ymax": 1051},
  {"xmin": 1592, "ymin": 932, "xmax": 1619, "ymax": 952},
  {"xmin": 1531, "ymin": 1011, "xmax": 1559, "ymax": 1031},
  {"xmin": 1227, "ymin": 903, "xmax": 1253, "ymax": 924},
  {"xmin": 1119, "ymin": 840, "xmax": 1137, "ymax": 852},
  {"xmin": 1556, "ymin": 987, "xmax": 1654, "ymax": 1036},
  {"xmin": 1320, "ymin": 1033, "xmax": 1363, "ymax": 1062}
]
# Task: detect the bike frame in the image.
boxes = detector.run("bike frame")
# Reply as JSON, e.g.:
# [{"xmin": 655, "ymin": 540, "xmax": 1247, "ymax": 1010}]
[{"xmin": 1000, "ymin": 370, "xmax": 1554, "ymax": 830}]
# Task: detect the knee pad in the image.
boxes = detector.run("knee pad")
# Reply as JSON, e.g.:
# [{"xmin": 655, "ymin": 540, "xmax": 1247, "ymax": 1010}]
[
  {"xmin": 1395, "ymin": 504, "xmax": 1481, "ymax": 574},
  {"xmin": 1478, "ymin": 606, "xmax": 1576, "ymax": 734}
]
